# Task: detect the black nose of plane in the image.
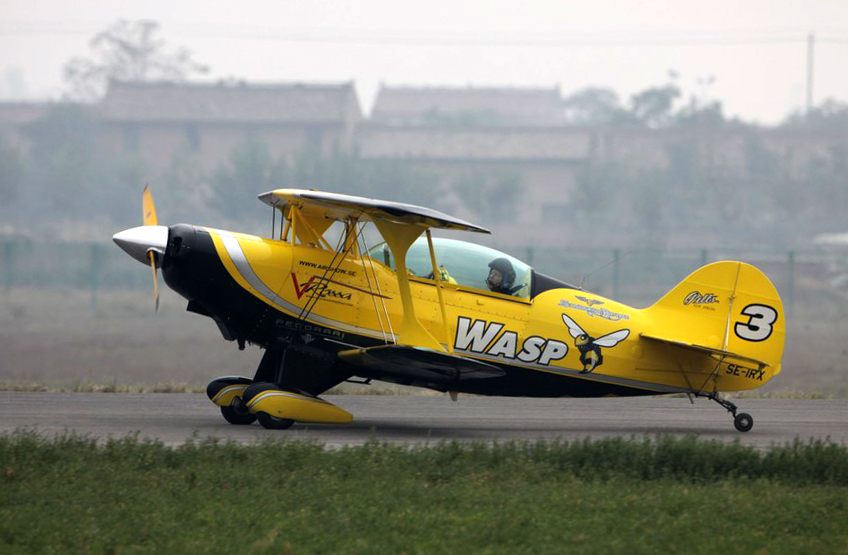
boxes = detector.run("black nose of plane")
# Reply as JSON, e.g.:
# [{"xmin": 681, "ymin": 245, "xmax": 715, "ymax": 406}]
[{"xmin": 161, "ymin": 224, "xmax": 197, "ymax": 269}]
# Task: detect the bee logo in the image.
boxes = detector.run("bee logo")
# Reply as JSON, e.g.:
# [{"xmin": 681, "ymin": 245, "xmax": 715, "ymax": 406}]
[{"xmin": 561, "ymin": 314, "xmax": 630, "ymax": 374}]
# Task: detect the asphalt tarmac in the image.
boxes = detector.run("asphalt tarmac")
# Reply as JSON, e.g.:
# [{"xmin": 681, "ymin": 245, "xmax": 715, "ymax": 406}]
[{"xmin": 1, "ymin": 392, "xmax": 846, "ymax": 448}]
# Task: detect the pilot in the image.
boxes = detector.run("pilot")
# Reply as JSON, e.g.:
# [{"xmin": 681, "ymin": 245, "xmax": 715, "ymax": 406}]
[{"xmin": 486, "ymin": 257, "xmax": 517, "ymax": 295}]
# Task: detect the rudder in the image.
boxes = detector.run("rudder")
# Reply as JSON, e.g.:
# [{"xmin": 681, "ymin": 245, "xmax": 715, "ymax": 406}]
[{"xmin": 645, "ymin": 261, "xmax": 785, "ymax": 376}]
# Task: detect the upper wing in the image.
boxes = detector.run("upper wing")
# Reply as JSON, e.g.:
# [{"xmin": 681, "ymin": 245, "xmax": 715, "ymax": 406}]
[
  {"xmin": 561, "ymin": 313, "xmax": 587, "ymax": 339},
  {"xmin": 259, "ymin": 189, "xmax": 490, "ymax": 234},
  {"xmin": 593, "ymin": 329, "xmax": 630, "ymax": 348}
]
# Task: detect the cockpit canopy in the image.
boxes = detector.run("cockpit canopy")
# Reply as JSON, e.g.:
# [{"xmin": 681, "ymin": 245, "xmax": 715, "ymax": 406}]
[{"xmin": 367, "ymin": 237, "xmax": 533, "ymax": 299}]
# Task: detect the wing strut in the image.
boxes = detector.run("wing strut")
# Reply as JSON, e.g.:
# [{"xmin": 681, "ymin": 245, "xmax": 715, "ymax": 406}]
[
  {"xmin": 358, "ymin": 229, "xmax": 395, "ymax": 344},
  {"xmin": 296, "ymin": 215, "xmax": 362, "ymax": 323},
  {"xmin": 373, "ymin": 219, "xmax": 445, "ymax": 352},
  {"xmin": 426, "ymin": 229, "xmax": 452, "ymax": 353}
]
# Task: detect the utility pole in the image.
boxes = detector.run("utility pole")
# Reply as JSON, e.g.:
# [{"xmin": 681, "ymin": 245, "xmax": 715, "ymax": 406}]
[{"xmin": 806, "ymin": 32, "xmax": 815, "ymax": 118}]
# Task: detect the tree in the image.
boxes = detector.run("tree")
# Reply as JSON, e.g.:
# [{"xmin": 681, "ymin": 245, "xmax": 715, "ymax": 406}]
[
  {"xmin": 629, "ymin": 85, "xmax": 681, "ymax": 128},
  {"xmin": 783, "ymin": 98, "xmax": 848, "ymax": 129},
  {"xmin": 160, "ymin": 148, "xmax": 214, "ymax": 223},
  {"xmin": 452, "ymin": 170, "xmax": 523, "ymax": 221},
  {"xmin": 208, "ymin": 140, "xmax": 442, "ymax": 225},
  {"xmin": 626, "ymin": 168, "xmax": 666, "ymax": 241},
  {"xmin": 571, "ymin": 161, "xmax": 625, "ymax": 216},
  {"xmin": 21, "ymin": 104, "xmax": 143, "ymax": 224},
  {"xmin": 0, "ymin": 136, "xmax": 23, "ymax": 206},
  {"xmin": 803, "ymin": 146, "xmax": 848, "ymax": 225},
  {"xmin": 209, "ymin": 137, "xmax": 287, "ymax": 221},
  {"xmin": 674, "ymin": 99, "xmax": 726, "ymax": 127},
  {"xmin": 22, "ymin": 105, "xmax": 101, "ymax": 214},
  {"xmin": 63, "ymin": 20, "xmax": 208, "ymax": 102},
  {"xmin": 563, "ymin": 87, "xmax": 630, "ymax": 126}
]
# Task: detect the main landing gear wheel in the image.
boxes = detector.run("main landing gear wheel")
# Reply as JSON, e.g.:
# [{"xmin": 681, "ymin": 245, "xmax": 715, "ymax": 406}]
[
  {"xmin": 221, "ymin": 397, "xmax": 256, "ymax": 425},
  {"xmin": 220, "ymin": 405, "xmax": 257, "ymax": 425},
  {"xmin": 257, "ymin": 412, "xmax": 295, "ymax": 430},
  {"xmin": 734, "ymin": 412, "xmax": 754, "ymax": 433}
]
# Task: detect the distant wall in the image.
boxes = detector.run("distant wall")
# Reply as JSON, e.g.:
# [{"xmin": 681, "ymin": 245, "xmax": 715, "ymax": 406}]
[{"xmin": 100, "ymin": 122, "xmax": 352, "ymax": 174}]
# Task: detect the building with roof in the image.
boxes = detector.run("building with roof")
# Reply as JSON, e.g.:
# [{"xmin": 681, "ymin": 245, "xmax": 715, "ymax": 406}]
[
  {"xmin": 360, "ymin": 85, "xmax": 585, "ymax": 235},
  {"xmin": 357, "ymin": 124, "xmax": 590, "ymax": 225},
  {"xmin": 0, "ymin": 102, "xmax": 50, "ymax": 149},
  {"xmin": 12, "ymin": 79, "xmax": 836, "ymax": 247},
  {"xmin": 98, "ymin": 80, "xmax": 362, "ymax": 172},
  {"xmin": 370, "ymin": 85, "xmax": 567, "ymax": 127}
]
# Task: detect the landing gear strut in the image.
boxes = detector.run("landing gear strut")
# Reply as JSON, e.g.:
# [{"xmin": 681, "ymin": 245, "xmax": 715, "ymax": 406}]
[{"xmin": 699, "ymin": 391, "xmax": 754, "ymax": 432}]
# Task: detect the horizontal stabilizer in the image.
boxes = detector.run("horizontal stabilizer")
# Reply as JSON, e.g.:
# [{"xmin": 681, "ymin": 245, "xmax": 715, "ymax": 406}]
[
  {"xmin": 639, "ymin": 333, "xmax": 769, "ymax": 369},
  {"xmin": 338, "ymin": 345, "xmax": 506, "ymax": 383}
]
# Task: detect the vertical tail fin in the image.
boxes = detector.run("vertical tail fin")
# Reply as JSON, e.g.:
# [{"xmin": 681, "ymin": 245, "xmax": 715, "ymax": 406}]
[{"xmin": 645, "ymin": 261, "xmax": 785, "ymax": 375}]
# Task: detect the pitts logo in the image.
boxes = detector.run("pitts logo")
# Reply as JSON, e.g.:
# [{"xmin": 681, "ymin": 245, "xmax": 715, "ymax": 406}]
[
  {"xmin": 454, "ymin": 317, "xmax": 569, "ymax": 366},
  {"xmin": 561, "ymin": 314, "xmax": 630, "ymax": 374},
  {"xmin": 291, "ymin": 273, "xmax": 352, "ymax": 301},
  {"xmin": 684, "ymin": 291, "xmax": 720, "ymax": 305}
]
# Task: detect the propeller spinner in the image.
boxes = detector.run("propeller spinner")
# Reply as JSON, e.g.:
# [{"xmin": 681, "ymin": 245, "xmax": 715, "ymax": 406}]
[{"xmin": 112, "ymin": 186, "xmax": 167, "ymax": 310}]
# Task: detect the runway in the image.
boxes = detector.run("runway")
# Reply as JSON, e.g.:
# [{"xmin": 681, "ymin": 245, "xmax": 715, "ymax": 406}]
[{"xmin": 1, "ymin": 392, "xmax": 846, "ymax": 448}]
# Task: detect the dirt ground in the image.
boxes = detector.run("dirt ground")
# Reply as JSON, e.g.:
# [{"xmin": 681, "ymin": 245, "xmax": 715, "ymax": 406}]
[
  {"xmin": 0, "ymin": 287, "xmax": 423, "ymax": 395},
  {"xmin": 1, "ymin": 286, "xmax": 846, "ymax": 397}
]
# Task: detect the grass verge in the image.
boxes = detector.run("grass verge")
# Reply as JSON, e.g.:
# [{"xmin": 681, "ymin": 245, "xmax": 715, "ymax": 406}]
[
  {"xmin": 1, "ymin": 432, "xmax": 847, "ymax": 554},
  {"xmin": 0, "ymin": 380, "xmax": 206, "ymax": 394}
]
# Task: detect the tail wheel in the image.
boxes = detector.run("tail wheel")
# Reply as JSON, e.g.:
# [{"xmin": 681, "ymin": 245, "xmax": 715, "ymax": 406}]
[
  {"xmin": 257, "ymin": 412, "xmax": 295, "ymax": 430},
  {"xmin": 734, "ymin": 412, "xmax": 754, "ymax": 433},
  {"xmin": 220, "ymin": 405, "xmax": 257, "ymax": 425}
]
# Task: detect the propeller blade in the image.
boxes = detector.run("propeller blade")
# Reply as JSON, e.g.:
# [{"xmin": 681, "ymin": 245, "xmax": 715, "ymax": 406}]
[
  {"xmin": 148, "ymin": 250, "xmax": 160, "ymax": 311},
  {"xmin": 143, "ymin": 186, "xmax": 160, "ymax": 311},
  {"xmin": 143, "ymin": 185, "xmax": 158, "ymax": 226}
]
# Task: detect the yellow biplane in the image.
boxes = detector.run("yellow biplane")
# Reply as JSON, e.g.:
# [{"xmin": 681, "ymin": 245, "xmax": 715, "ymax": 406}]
[{"xmin": 113, "ymin": 188, "xmax": 785, "ymax": 432}]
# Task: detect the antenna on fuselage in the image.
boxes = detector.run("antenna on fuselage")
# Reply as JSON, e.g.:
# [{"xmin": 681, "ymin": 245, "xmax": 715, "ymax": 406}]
[{"xmin": 578, "ymin": 249, "xmax": 631, "ymax": 293}]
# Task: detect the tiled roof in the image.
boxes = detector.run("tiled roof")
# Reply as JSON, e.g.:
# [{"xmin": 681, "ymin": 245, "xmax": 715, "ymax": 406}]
[
  {"xmin": 357, "ymin": 125, "xmax": 589, "ymax": 161},
  {"xmin": 99, "ymin": 80, "xmax": 361, "ymax": 124},
  {"xmin": 371, "ymin": 85, "xmax": 566, "ymax": 126}
]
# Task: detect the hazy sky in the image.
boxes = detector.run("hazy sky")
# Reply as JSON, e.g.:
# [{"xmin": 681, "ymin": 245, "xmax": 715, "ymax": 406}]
[{"xmin": 1, "ymin": 0, "xmax": 847, "ymax": 124}]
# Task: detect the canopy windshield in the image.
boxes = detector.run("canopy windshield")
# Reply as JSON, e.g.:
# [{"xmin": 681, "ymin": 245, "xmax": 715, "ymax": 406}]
[{"xmin": 367, "ymin": 237, "xmax": 532, "ymax": 299}]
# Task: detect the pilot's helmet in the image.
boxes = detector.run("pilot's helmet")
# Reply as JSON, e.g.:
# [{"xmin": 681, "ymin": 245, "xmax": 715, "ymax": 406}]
[{"xmin": 487, "ymin": 257, "xmax": 516, "ymax": 291}]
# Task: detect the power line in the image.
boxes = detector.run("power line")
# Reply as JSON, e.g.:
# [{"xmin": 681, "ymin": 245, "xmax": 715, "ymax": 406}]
[{"xmin": 1, "ymin": 21, "xmax": 847, "ymax": 48}]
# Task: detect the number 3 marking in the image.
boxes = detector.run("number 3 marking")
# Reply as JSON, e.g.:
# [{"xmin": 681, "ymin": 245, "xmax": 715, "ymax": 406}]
[{"xmin": 734, "ymin": 304, "xmax": 778, "ymax": 342}]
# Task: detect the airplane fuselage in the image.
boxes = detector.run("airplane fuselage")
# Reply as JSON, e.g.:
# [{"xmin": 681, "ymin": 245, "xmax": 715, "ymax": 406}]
[{"xmin": 160, "ymin": 223, "xmax": 779, "ymax": 399}]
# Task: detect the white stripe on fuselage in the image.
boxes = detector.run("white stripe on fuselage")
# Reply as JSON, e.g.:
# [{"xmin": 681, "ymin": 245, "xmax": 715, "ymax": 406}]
[{"xmin": 213, "ymin": 229, "xmax": 399, "ymax": 341}]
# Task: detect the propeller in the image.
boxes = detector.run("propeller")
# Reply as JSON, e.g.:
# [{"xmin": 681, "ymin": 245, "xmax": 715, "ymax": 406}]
[
  {"xmin": 112, "ymin": 186, "xmax": 168, "ymax": 312},
  {"xmin": 142, "ymin": 186, "xmax": 160, "ymax": 311},
  {"xmin": 143, "ymin": 184, "xmax": 158, "ymax": 226}
]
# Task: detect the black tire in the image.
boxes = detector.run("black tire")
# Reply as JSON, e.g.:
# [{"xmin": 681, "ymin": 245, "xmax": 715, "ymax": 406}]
[
  {"xmin": 734, "ymin": 412, "xmax": 754, "ymax": 433},
  {"xmin": 220, "ymin": 405, "xmax": 257, "ymax": 425},
  {"xmin": 257, "ymin": 412, "xmax": 295, "ymax": 430}
]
